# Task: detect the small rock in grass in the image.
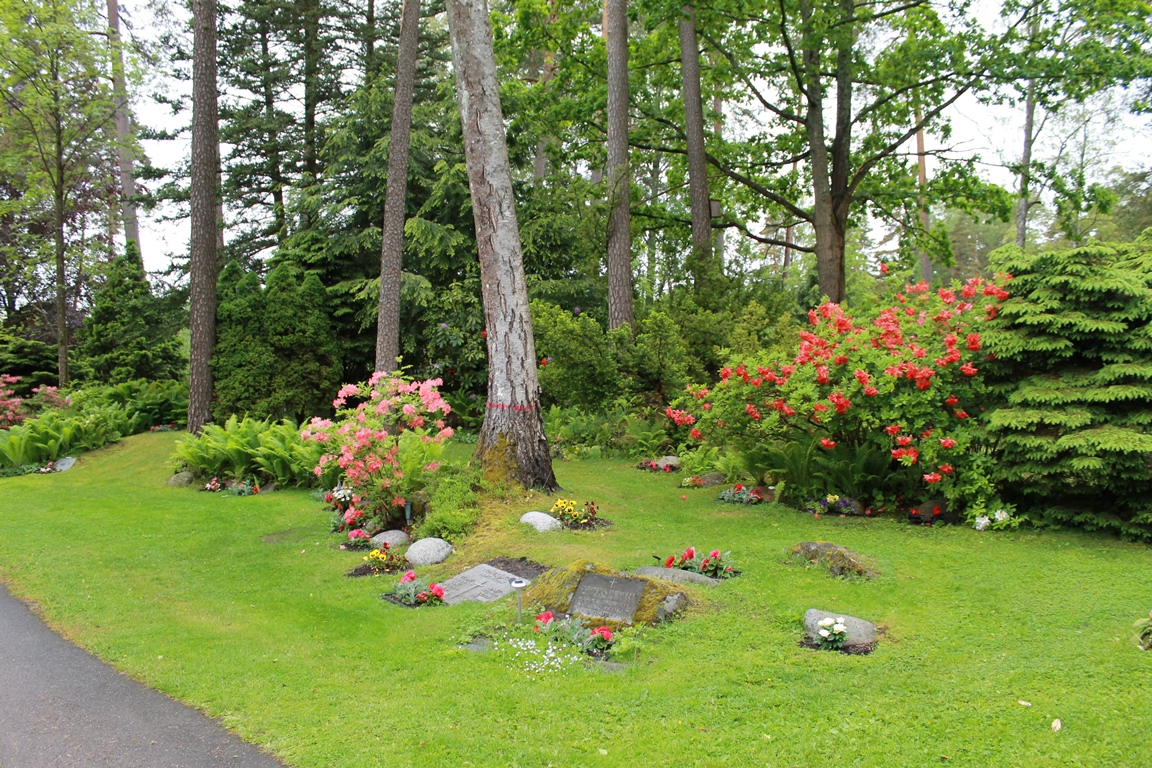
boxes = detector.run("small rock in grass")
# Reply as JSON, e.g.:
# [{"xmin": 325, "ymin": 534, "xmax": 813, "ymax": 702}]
[
  {"xmin": 54, "ymin": 457, "xmax": 76, "ymax": 472},
  {"xmin": 372, "ymin": 530, "xmax": 410, "ymax": 548},
  {"xmin": 803, "ymin": 608, "xmax": 876, "ymax": 648},
  {"xmin": 405, "ymin": 537, "xmax": 452, "ymax": 565},
  {"xmin": 168, "ymin": 471, "xmax": 195, "ymax": 487},
  {"xmin": 520, "ymin": 511, "xmax": 562, "ymax": 532},
  {"xmin": 655, "ymin": 456, "xmax": 681, "ymax": 470},
  {"xmin": 698, "ymin": 471, "xmax": 726, "ymax": 488},
  {"xmin": 633, "ymin": 566, "xmax": 719, "ymax": 587},
  {"xmin": 261, "ymin": 481, "xmax": 277, "ymax": 493},
  {"xmin": 791, "ymin": 541, "xmax": 876, "ymax": 579}
]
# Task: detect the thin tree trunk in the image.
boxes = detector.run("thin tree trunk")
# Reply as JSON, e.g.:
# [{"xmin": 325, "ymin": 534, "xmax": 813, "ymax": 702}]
[
  {"xmin": 447, "ymin": 0, "xmax": 557, "ymax": 491},
  {"xmin": 54, "ymin": 164, "xmax": 68, "ymax": 386},
  {"xmin": 712, "ymin": 89, "xmax": 724, "ymax": 264},
  {"xmin": 365, "ymin": 0, "xmax": 376, "ymax": 77},
  {"xmin": 678, "ymin": 4, "xmax": 712, "ymax": 298},
  {"xmin": 106, "ymin": 0, "xmax": 140, "ymax": 255},
  {"xmin": 1016, "ymin": 78, "xmax": 1037, "ymax": 249},
  {"xmin": 916, "ymin": 116, "xmax": 931, "ymax": 282},
  {"xmin": 259, "ymin": 20, "xmax": 287, "ymax": 243},
  {"xmin": 375, "ymin": 0, "xmax": 421, "ymax": 373},
  {"xmin": 604, "ymin": 0, "xmax": 632, "ymax": 328},
  {"xmin": 532, "ymin": 48, "xmax": 555, "ymax": 182},
  {"xmin": 189, "ymin": 0, "xmax": 219, "ymax": 432},
  {"xmin": 783, "ymin": 162, "xmax": 796, "ymax": 277},
  {"xmin": 299, "ymin": 0, "xmax": 321, "ymax": 230}
]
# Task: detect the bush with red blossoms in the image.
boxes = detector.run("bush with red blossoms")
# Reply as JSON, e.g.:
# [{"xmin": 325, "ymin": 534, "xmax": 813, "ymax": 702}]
[
  {"xmin": 675, "ymin": 274, "xmax": 1014, "ymax": 521},
  {"xmin": 303, "ymin": 375, "xmax": 453, "ymax": 532},
  {"xmin": 657, "ymin": 546, "xmax": 738, "ymax": 579}
]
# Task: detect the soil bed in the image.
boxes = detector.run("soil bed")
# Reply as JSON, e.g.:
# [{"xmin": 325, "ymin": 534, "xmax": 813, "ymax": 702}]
[
  {"xmin": 484, "ymin": 557, "xmax": 549, "ymax": 580},
  {"xmin": 560, "ymin": 518, "xmax": 613, "ymax": 532},
  {"xmin": 798, "ymin": 639, "xmax": 875, "ymax": 655}
]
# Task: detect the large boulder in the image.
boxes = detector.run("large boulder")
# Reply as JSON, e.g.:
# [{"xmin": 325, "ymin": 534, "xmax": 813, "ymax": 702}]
[
  {"xmin": 405, "ymin": 537, "xmax": 452, "ymax": 565},
  {"xmin": 655, "ymin": 456, "xmax": 681, "ymax": 471},
  {"xmin": 168, "ymin": 471, "xmax": 195, "ymax": 487},
  {"xmin": 372, "ymin": 529, "xmax": 410, "ymax": 549},
  {"xmin": 520, "ymin": 511, "xmax": 562, "ymax": 532},
  {"xmin": 633, "ymin": 565, "xmax": 719, "ymax": 587},
  {"xmin": 803, "ymin": 609, "xmax": 877, "ymax": 648},
  {"xmin": 698, "ymin": 471, "xmax": 727, "ymax": 488}
]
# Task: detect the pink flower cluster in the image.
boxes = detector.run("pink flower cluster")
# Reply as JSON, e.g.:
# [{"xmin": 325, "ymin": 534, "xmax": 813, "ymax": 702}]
[{"xmin": 1, "ymin": 374, "xmax": 27, "ymax": 429}]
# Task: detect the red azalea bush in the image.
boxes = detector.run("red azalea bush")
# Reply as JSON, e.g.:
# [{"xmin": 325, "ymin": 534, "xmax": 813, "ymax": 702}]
[
  {"xmin": 303, "ymin": 375, "xmax": 453, "ymax": 532},
  {"xmin": 675, "ymin": 275, "xmax": 1013, "ymax": 521}
]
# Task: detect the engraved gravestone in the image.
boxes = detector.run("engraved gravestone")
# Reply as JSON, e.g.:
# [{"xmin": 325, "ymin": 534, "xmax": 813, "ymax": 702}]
[
  {"xmin": 439, "ymin": 564, "xmax": 523, "ymax": 605},
  {"xmin": 569, "ymin": 573, "xmax": 647, "ymax": 624}
]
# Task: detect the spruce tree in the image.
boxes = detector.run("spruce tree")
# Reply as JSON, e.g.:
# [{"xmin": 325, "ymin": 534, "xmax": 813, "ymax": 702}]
[
  {"xmin": 212, "ymin": 262, "xmax": 276, "ymax": 420},
  {"xmin": 77, "ymin": 243, "xmax": 185, "ymax": 384}
]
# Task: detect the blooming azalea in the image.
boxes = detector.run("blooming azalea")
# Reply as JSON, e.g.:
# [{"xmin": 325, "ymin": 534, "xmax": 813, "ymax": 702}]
[{"xmin": 820, "ymin": 438, "xmax": 837, "ymax": 449}]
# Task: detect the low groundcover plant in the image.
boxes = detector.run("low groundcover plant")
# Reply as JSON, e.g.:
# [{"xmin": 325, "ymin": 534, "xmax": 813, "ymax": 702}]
[{"xmin": 389, "ymin": 570, "xmax": 445, "ymax": 606}]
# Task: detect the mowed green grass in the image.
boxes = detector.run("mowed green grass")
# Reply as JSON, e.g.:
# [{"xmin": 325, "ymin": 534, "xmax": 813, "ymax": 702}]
[{"xmin": 1, "ymin": 433, "xmax": 1150, "ymax": 767}]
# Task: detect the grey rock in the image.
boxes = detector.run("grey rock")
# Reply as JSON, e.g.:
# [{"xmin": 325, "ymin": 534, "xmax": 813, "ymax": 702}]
[
  {"xmin": 456, "ymin": 637, "xmax": 492, "ymax": 653},
  {"xmin": 655, "ymin": 456, "xmax": 681, "ymax": 470},
  {"xmin": 53, "ymin": 457, "xmax": 76, "ymax": 472},
  {"xmin": 660, "ymin": 592, "xmax": 686, "ymax": 618},
  {"xmin": 634, "ymin": 566, "xmax": 719, "ymax": 587},
  {"xmin": 804, "ymin": 608, "xmax": 877, "ymax": 648},
  {"xmin": 439, "ymin": 564, "xmax": 522, "ymax": 605},
  {"xmin": 372, "ymin": 529, "xmax": 411, "ymax": 549},
  {"xmin": 167, "ymin": 471, "xmax": 195, "ymax": 487},
  {"xmin": 260, "ymin": 481, "xmax": 277, "ymax": 494},
  {"xmin": 699, "ymin": 471, "xmax": 726, "ymax": 488},
  {"xmin": 520, "ymin": 511, "xmax": 562, "ymax": 532},
  {"xmin": 791, "ymin": 541, "xmax": 876, "ymax": 579},
  {"xmin": 404, "ymin": 537, "xmax": 452, "ymax": 565}
]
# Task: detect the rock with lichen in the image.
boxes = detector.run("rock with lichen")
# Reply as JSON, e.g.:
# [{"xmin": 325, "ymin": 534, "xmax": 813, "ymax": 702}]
[
  {"xmin": 525, "ymin": 560, "xmax": 686, "ymax": 630},
  {"xmin": 791, "ymin": 541, "xmax": 876, "ymax": 579}
]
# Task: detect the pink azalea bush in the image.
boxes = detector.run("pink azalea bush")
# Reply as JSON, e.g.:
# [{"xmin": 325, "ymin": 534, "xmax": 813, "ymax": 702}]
[
  {"xmin": 675, "ymin": 274, "xmax": 1014, "ymax": 521},
  {"xmin": 0, "ymin": 375, "xmax": 26, "ymax": 429},
  {"xmin": 302, "ymin": 374, "xmax": 453, "ymax": 532}
]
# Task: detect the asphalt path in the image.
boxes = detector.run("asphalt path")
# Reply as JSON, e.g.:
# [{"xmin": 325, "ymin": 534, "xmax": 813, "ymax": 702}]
[{"xmin": 0, "ymin": 584, "xmax": 287, "ymax": 768}]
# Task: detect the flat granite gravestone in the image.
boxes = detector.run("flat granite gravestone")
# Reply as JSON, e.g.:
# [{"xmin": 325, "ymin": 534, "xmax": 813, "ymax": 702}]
[
  {"xmin": 54, "ymin": 456, "xmax": 76, "ymax": 472},
  {"xmin": 633, "ymin": 565, "xmax": 719, "ymax": 587},
  {"xmin": 569, "ymin": 573, "xmax": 647, "ymax": 624},
  {"xmin": 439, "ymin": 564, "xmax": 524, "ymax": 605}
]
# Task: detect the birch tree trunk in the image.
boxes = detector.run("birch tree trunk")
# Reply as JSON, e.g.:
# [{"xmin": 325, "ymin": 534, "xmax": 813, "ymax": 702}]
[
  {"xmin": 106, "ymin": 0, "xmax": 140, "ymax": 255},
  {"xmin": 189, "ymin": 0, "xmax": 219, "ymax": 432},
  {"xmin": 916, "ymin": 118, "xmax": 932, "ymax": 282},
  {"xmin": 447, "ymin": 0, "xmax": 558, "ymax": 490},
  {"xmin": 604, "ymin": 0, "xmax": 632, "ymax": 329},
  {"xmin": 678, "ymin": 4, "xmax": 712, "ymax": 300},
  {"xmin": 375, "ymin": 0, "xmax": 421, "ymax": 372}
]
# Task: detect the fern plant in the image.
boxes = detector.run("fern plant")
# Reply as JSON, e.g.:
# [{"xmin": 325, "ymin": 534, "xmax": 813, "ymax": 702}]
[{"xmin": 984, "ymin": 238, "xmax": 1152, "ymax": 539}]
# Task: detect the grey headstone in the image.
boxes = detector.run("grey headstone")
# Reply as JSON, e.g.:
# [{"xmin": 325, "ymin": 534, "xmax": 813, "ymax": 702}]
[
  {"xmin": 404, "ymin": 537, "xmax": 452, "ymax": 565},
  {"xmin": 569, "ymin": 573, "xmax": 647, "ymax": 625},
  {"xmin": 655, "ymin": 456, "xmax": 681, "ymax": 470},
  {"xmin": 457, "ymin": 637, "xmax": 492, "ymax": 653},
  {"xmin": 439, "ymin": 564, "xmax": 523, "ymax": 605},
  {"xmin": 699, "ymin": 471, "xmax": 726, "ymax": 487},
  {"xmin": 633, "ymin": 566, "xmax": 719, "ymax": 587},
  {"xmin": 53, "ymin": 457, "xmax": 76, "ymax": 472},
  {"xmin": 661, "ymin": 592, "xmax": 685, "ymax": 617},
  {"xmin": 168, "ymin": 471, "xmax": 195, "ymax": 487},
  {"xmin": 519, "ymin": 511, "xmax": 562, "ymax": 532},
  {"xmin": 372, "ymin": 529, "xmax": 411, "ymax": 549},
  {"xmin": 803, "ymin": 609, "xmax": 877, "ymax": 648}
]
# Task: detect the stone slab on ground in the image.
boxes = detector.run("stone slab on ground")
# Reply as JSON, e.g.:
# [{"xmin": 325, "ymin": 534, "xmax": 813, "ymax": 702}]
[
  {"xmin": 0, "ymin": 584, "xmax": 286, "ymax": 768},
  {"xmin": 405, "ymin": 537, "xmax": 452, "ymax": 565},
  {"xmin": 54, "ymin": 457, "xmax": 76, "ymax": 472},
  {"xmin": 519, "ymin": 511, "xmax": 562, "ymax": 532},
  {"xmin": 371, "ymin": 530, "xmax": 410, "ymax": 549},
  {"xmin": 439, "ymin": 564, "xmax": 524, "ymax": 605},
  {"xmin": 569, "ymin": 573, "xmax": 647, "ymax": 624},
  {"xmin": 168, "ymin": 471, "xmax": 194, "ymax": 487},
  {"xmin": 633, "ymin": 566, "xmax": 719, "ymax": 587},
  {"xmin": 803, "ymin": 608, "xmax": 877, "ymax": 648}
]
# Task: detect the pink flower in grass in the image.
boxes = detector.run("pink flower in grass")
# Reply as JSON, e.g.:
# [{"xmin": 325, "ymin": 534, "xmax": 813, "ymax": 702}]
[{"xmin": 401, "ymin": 570, "xmax": 416, "ymax": 584}]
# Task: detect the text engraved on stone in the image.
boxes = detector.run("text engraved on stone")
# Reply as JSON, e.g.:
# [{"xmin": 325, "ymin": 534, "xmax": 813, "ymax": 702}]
[{"xmin": 569, "ymin": 574, "xmax": 646, "ymax": 624}]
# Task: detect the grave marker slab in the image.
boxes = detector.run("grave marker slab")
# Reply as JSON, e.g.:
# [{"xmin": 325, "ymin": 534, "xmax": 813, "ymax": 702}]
[
  {"xmin": 439, "ymin": 564, "xmax": 523, "ymax": 605},
  {"xmin": 569, "ymin": 573, "xmax": 647, "ymax": 624}
]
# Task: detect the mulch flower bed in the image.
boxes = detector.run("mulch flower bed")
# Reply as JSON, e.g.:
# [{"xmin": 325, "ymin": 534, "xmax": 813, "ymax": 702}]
[
  {"xmin": 485, "ymin": 557, "xmax": 549, "ymax": 580},
  {"xmin": 798, "ymin": 639, "xmax": 875, "ymax": 655},
  {"xmin": 560, "ymin": 517, "xmax": 612, "ymax": 532}
]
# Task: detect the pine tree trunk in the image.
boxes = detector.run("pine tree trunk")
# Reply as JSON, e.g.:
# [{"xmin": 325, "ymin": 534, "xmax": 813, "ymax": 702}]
[
  {"xmin": 447, "ymin": 0, "xmax": 557, "ymax": 491},
  {"xmin": 375, "ymin": 0, "xmax": 421, "ymax": 373},
  {"xmin": 189, "ymin": 0, "xmax": 219, "ymax": 432},
  {"xmin": 604, "ymin": 0, "xmax": 632, "ymax": 329},
  {"xmin": 1016, "ymin": 79, "xmax": 1037, "ymax": 249},
  {"xmin": 259, "ymin": 20, "xmax": 287, "ymax": 243},
  {"xmin": 678, "ymin": 5, "xmax": 712, "ymax": 300},
  {"xmin": 106, "ymin": 0, "xmax": 140, "ymax": 255},
  {"xmin": 299, "ymin": 0, "xmax": 321, "ymax": 231}
]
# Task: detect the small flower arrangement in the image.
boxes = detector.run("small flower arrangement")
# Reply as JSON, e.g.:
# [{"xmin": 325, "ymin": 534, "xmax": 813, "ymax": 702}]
[
  {"xmin": 974, "ymin": 508, "xmax": 1013, "ymax": 531},
  {"xmin": 226, "ymin": 479, "xmax": 259, "ymax": 496},
  {"xmin": 362, "ymin": 542, "xmax": 405, "ymax": 573},
  {"xmin": 341, "ymin": 528, "xmax": 374, "ymax": 550},
  {"xmin": 637, "ymin": 459, "xmax": 677, "ymax": 473},
  {"xmin": 535, "ymin": 611, "xmax": 616, "ymax": 655},
  {"xmin": 658, "ymin": 546, "xmax": 737, "ymax": 579},
  {"xmin": 717, "ymin": 484, "xmax": 763, "ymax": 504},
  {"xmin": 203, "ymin": 477, "xmax": 221, "ymax": 492},
  {"xmin": 1135, "ymin": 610, "xmax": 1152, "ymax": 651},
  {"xmin": 679, "ymin": 475, "xmax": 705, "ymax": 488},
  {"xmin": 148, "ymin": 424, "xmax": 177, "ymax": 432},
  {"xmin": 584, "ymin": 626, "xmax": 614, "ymax": 654},
  {"xmin": 36, "ymin": 461, "xmax": 56, "ymax": 474},
  {"xmin": 390, "ymin": 570, "xmax": 445, "ymax": 607},
  {"xmin": 549, "ymin": 498, "xmax": 601, "ymax": 527},
  {"xmin": 804, "ymin": 494, "xmax": 859, "ymax": 516},
  {"xmin": 816, "ymin": 616, "xmax": 848, "ymax": 650}
]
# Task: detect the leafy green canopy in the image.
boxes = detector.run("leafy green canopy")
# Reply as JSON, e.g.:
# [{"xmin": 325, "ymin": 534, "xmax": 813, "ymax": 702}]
[
  {"xmin": 76, "ymin": 243, "xmax": 185, "ymax": 384},
  {"xmin": 984, "ymin": 232, "xmax": 1152, "ymax": 540}
]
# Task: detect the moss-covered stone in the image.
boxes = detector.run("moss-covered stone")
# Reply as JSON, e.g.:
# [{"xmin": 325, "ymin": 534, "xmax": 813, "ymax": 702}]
[
  {"xmin": 791, "ymin": 541, "xmax": 876, "ymax": 579},
  {"xmin": 525, "ymin": 559, "xmax": 686, "ymax": 631}
]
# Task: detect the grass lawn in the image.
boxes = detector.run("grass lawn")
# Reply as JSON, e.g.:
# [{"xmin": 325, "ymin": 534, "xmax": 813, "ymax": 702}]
[{"xmin": 1, "ymin": 432, "xmax": 1150, "ymax": 766}]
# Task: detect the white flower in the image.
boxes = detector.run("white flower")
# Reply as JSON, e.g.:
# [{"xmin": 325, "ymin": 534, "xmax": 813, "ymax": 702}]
[
  {"xmin": 975, "ymin": 515, "xmax": 991, "ymax": 531},
  {"xmin": 833, "ymin": 623, "xmax": 847, "ymax": 633},
  {"xmin": 818, "ymin": 617, "xmax": 835, "ymax": 627},
  {"xmin": 994, "ymin": 509, "xmax": 1010, "ymax": 522},
  {"xmin": 818, "ymin": 628, "xmax": 830, "ymax": 637}
]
